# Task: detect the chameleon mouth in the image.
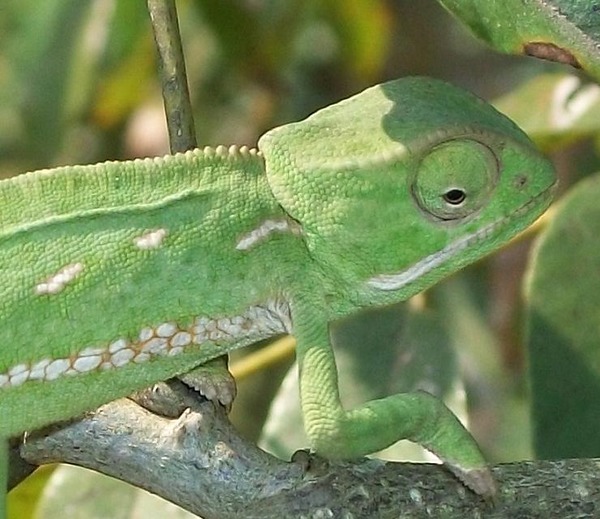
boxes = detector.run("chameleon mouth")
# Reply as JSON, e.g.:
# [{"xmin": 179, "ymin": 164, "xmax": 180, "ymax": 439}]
[{"xmin": 366, "ymin": 182, "xmax": 556, "ymax": 292}]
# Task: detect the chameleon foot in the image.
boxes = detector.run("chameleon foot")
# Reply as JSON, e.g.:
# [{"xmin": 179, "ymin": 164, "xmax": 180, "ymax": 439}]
[
  {"xmin": 447, "ymin": 464, "xmax": 497, "ymax": 499},
  {"xmin": 130, "ymin": 357, "xmax": 236, "ymax": 417},
  {"xmin": 178, "ymin": 356, "xmax": 237, "ymax": 408}
]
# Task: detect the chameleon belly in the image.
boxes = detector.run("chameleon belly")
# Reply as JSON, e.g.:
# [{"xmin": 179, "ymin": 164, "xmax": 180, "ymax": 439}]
[{"xmin": 0, "ymin": 298, "xmax": 291, "ymax": 390}]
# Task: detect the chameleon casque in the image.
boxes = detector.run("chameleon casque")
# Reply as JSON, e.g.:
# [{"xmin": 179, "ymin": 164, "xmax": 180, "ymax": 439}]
[{"xmin": 0, "ymin": 77, "xmax": 556, "ymax": 512}]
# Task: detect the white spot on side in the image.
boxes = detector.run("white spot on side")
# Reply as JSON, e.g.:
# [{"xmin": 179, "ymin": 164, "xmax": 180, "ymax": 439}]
[
  {"xmin": 46, "ymin": 359, "xmax": 71, "ymax": 380},
  {"xmin": 171, "ymin": 331, "xmax": 192, "ymax": 347},
  {"xmin": 80, "ymin": 346, "xmax": 105, "ymax": 357},
  {"xmin": 7, "ymin": 364, "xmax": 29, "ymax": 387},
  {"xmin": 156, "ymin": 322, "xmax": 177, "ymax": 338},
  {"xmin": 133, "ymin": 228, "xmax": 168, "ymax": 250},
  {"xmin": 35, "ymin": 263, "xmax": 84, "ymax": 295},
  {"xmin": 73, "ymin": 355, "xmax": 102, "ymax": 373},
  {"xmin": 109, "ymin": 339, "xmax": 128, "ymax": 353},
  {"xmin": 551, "ymin": 75, "xmax": 600, "ymax": 130},
  {"xmin": 141, "ymin": 337, "xmax": 168, "ymax": 355},
  {"xmin": 138, "ymin": 328, "xmax": 154, "ymax": 342},
  {"xmin": 111, "ymin": 348, "xmax": 135, "ymax": 367},
  {"xmin": 8, "ymin": 364, "xmax": 28, "ymax": 377},
  {"xmin": 168, "ymin": 346, "xmax": 184, "ymax": 356},
  {"xmin": 236, "ymin": 218, "xmax": 303, "ymax": 251},
  {"xmin": 134, "ymin": 352, "xmax": 151, "ymax": 364},
  {"xmin": 29, "ymin": 359, "xmax": 51, "ymax": 380},
  {"xmin": 10, "ymin": 370, "xmax": 29, "ymax": 387}
]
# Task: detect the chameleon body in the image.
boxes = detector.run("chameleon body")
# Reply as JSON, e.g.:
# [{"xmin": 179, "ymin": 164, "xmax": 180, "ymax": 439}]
[{"xmin": 0, "ymin": 77, "xmax": 556, "ymax": 512}]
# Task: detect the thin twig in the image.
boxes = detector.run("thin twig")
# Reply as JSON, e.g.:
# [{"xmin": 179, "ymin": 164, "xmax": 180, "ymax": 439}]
[{"xmin": 147, "ymin": 0, "xmax": 197, "ymax": 153}]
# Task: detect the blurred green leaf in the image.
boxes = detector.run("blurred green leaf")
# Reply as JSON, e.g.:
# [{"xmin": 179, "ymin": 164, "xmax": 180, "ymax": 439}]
[
  {"xmin": 526, "ymin": 173, "xmax": 600, "ymax": 458},
  {"xmin": 7, "ymin": 465, "xmax": 53, "ymax": 519},
  {"xmin": 323, "ymin": 0, "xmax": 391, "ymax": 80},
  {"xmin": 35, "ymin": 465, "xmax": 196, "ymax": 519},
  {"xmin": 435, "ymin": 275, "xmax": 533, "ymax": 462},
  {"xmin": 439, "ymin": 0, "xmax": 600, "ymax": 81},
  {"xmin": 3, "ymin": 0, "xmax": 93, "ymax": 166},
  {"xmin": 494, "ymin": 73, "xmax": 600, "ymax": 151},
  {"xmin": 83, "ymin": 1, "xmax": 155, "ymax": 130}
]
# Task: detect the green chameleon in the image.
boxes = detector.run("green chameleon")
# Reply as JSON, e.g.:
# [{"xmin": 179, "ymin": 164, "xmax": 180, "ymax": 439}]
[{"xmin": 0, "ymin": 77, "xmax": 555, "ymax": 513}]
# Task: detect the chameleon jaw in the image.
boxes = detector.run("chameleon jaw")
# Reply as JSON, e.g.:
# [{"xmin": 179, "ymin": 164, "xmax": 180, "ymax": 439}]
[
  {"xmin": 366, "ymin": 219, "xmax": 503, "ymax": 291},
  {"xmin": 366, "ymin": 183, "xmax": 556, "ymax": 292}
]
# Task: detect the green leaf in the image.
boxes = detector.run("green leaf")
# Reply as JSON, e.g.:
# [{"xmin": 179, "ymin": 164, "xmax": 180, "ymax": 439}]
[
  {"xmin": 439, "ymin": 0, "xmax": 600, "ymax": 81},
  {"xmin": 494, "ymin": 73, "xmax": 600, "ymax": 151},
  {"xmin": 323, "ymin": 0, "xmax": 391, "ymax": 80},
  {"xmin": 526, "ymin": 173, "xmax": 600, "ymax": 458},
  {"xmin": 35, "ymin": 465, "xmax": 196, "ymax": 519},
  {"xmin": 3, "ymin": 0, "xmax": 93, "ymax": 166}
]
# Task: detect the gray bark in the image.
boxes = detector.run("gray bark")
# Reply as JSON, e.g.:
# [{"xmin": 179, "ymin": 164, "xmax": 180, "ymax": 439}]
[{"xmin": 9, "ymin": 380, "xmax": 600, "ymax": 518}]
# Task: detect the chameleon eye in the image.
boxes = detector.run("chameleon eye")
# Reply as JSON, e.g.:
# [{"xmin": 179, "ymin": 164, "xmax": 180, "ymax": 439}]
[
  {"xmin": 412, "ymin": 139, "xmax": 499, "ymax": 221},
  {"xmin": 442, "ymin": 188, "xmax": 467, "ymax": 205}
]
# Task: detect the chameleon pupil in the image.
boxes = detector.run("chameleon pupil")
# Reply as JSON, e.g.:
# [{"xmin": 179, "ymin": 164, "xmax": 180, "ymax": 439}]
[{"xmin": 443, "ymin": 189, "xmax": 466, "ymax": 205}]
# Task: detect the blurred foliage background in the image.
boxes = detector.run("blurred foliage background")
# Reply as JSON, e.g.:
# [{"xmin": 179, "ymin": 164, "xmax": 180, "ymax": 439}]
[
  {"xmin": 2, "ymin": 0, "xmax": 574, "ymax": 172},
  {"xmin": 3, "ymin": 0, "xmax": 600, "ymax": 517}
]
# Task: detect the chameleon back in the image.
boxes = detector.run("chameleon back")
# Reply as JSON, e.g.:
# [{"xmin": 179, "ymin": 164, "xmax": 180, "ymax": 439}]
[{"xmin": 0, "ymin": 147, "xmax": 294, "ymax": 437}]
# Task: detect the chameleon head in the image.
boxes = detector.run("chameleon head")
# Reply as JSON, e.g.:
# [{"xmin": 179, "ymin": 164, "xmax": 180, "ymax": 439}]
[{"xmin": 259, "ymin": 77, "xmax": 557, "ymax": 308}]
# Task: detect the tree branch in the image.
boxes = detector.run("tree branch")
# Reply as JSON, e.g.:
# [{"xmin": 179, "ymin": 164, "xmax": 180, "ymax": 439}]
[{"xmin": 14, "ymin": 383, "xmax": 600, "ymax": 518}]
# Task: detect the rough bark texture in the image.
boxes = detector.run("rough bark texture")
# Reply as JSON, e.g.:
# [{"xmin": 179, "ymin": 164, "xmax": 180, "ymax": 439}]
[{"xmin": 9, "ymin": 381, "xmax": 600, "ymax": 518}]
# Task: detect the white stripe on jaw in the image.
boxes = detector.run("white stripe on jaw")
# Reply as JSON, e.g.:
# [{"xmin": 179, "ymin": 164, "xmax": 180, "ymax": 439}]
[
  {"xmin": 366, "ymin": 220, "xmax": 501, "ymax": 291},
  {"xmin": 366, "ymin": 184, "xmax": 557, "ymax": 293}
]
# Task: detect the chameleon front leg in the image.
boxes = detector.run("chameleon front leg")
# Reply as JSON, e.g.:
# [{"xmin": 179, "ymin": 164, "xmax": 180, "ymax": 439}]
[
  {"xmin": 0, "ymin": 438, "xmax": 7, "ymax": 519},
  {"xmin": 293, "ymin": 301, "xmax": 496, "ymax": 497}
]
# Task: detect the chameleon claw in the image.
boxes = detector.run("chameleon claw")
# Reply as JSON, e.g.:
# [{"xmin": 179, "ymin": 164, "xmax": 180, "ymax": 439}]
[{"xmin": 447, "ymin": 464, "xmax": 498, "ymax": 500}]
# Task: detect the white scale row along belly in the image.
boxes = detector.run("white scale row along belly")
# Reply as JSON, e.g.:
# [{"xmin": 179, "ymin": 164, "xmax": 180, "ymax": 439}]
[{"xmin": 0, "ymin": 298, "xmax": 292, "ymax": 389}]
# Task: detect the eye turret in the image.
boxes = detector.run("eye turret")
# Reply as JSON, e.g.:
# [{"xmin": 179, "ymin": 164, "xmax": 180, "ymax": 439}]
[{"xmin": 412, "ymin": 139, "xmax": 499, "ymax": 221}]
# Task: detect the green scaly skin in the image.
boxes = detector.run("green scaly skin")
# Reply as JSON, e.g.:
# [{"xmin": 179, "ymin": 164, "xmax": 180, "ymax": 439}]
[{"xmin": 0, "ymin": 77, "xmax": 556, "ymax": 514}]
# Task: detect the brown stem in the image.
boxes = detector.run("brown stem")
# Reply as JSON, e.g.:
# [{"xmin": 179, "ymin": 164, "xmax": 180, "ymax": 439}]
[{"xmin": 147, "ymin": 0, "xmax": 197, "ymax": 153}]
